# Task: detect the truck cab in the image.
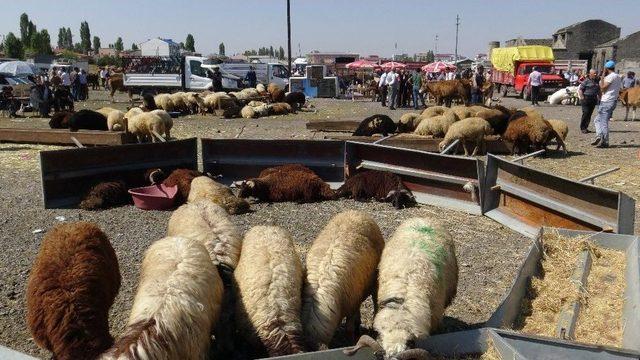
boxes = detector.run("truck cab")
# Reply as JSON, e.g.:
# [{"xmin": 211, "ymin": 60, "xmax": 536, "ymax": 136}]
[{"xmin": 515, "ymin": 62, "xmax": 564, "ymax": 100}]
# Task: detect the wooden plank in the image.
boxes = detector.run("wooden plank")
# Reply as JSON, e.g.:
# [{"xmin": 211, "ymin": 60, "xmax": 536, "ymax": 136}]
[
  {"xmin": 556, "ymin": 250, "xmax": 592, "ymax": 340},
  {"xmin": 0, "ymin": 128, "xmax": 135, "ymax": 146},
  {"xmin": 306, "ymin": 120, "xmax": 361, "ymax": 132}
]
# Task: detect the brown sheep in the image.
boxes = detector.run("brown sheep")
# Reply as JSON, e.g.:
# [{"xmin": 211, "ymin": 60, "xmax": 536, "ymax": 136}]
[
  {"xmin": 258, "ymin": 164, "xmax": 315, "ymax": 178},
  {"xmin": 270, "ymin": 88, "xmax": 286, "ymax": 103},
  {"xmin": 79, "ymin": 180, "xmax": 130, "ymax": 210},
  {"xmin": 336, "ymin": 170, "xmax": 416, "ymax": 209},
  {"xmin": 502, "ymin": 111, "xmax": 564, "ymax": 155},
  {"xmin": 26, "ymin": 222, "xmax": 120, "ymax": 360},
  {"xmin": 238, "ymin": 167, "xmax": 335, "ymax": 203},
  {"xmin": 162, "ymin": 168, "xmax": 204, "ymax": 204},
  {"xmin": 268, "ymin": 102, "xmax": 294, "ymax": 116}
]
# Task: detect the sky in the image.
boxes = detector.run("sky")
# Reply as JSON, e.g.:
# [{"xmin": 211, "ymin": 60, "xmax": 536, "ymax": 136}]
[{"xmin": 1, "ymin": 0, "xmax": 639, "ymax": 59}]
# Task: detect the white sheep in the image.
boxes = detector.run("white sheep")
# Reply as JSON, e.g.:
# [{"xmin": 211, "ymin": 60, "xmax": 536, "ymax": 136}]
[
  {"xmin": 96, "ymin": 107, "xmax": 118, "ymax": 118},
  {"xmin": 438, "ymin": 117, "xmax": 493, "ymax": 156},
  {"xmin": 128, "ymin": 112, "xmax": 166, "ymax": 143},
  {"xmin": 107, "ymin": 110, "xmax": 126, "ymax": 131},
  {"xmin": 256, "ymin": 83, "xmax": 267, "ymax": 94},
  {"xmin": 100, "ymin": 236, "xmax": 223, "ymax": 360},
  {"xmin": 187, "ymin": 176, "xmax": 250, "ymax": 215},
  {"xmin": 167, "ymin": 199, "xmax": 242, "ymax": 275},
  {"xmin": 397, "ymin": 113, "xmax": 423, "ymax": 133},
  {"xmin": 170, "ymin": 92, "xmax": 188, "ymax": 113},
  {"xmin": 450, "ymin": 105, "xmax": 473, "ymax": 120},
  {"xmin": 183, "ymin": 92, "xmax": 205, "ymax": 114},
  {"xmin": 233, "ymin": 226, "xmax": 305, "ymax": 356},
  {"xmin": 204, "ymin": 92, "xmax": 237, "ymax": 114},
  {"xmin": 302, "ymin": 210, "xmax": 385, "ymax": 349},
  {"xmin": 149, "ymin": 109, "xmax": 173, "ymax": 139},
  {"xmin": 345, "ymin": 217, "xmax": 458, "ymax": 360},
  {"xmin": 420, "ymin": 105, "xmax": 448, "ymax": 118},
  {"xmin": 414, "ymin": 110, "xmax": 458, "ymax": 137},
  {"xmin": 154, "ymin": 93, "xmax": 175, "ymax": 112}
]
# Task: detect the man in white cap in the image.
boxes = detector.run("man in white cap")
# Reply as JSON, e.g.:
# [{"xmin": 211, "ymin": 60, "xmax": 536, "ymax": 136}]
[{"xmin": 592, "ymin": 60, "xmax": 622, "ymax": 148}]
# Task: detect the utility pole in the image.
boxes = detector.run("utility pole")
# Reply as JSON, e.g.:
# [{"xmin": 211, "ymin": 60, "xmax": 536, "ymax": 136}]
[
  {"xmin": 287, "ymin": 0, "xmax": 292, "ymax": 80},
  {"xmin": 435, "ymin": 34, "xmax": 439, "ymax": 57},
  {"xmin": 454, "ymin": 14, "xmax": 460, "ymax": 65}
]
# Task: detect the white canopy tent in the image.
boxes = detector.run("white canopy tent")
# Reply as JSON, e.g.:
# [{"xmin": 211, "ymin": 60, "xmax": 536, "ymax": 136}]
[{"xmin": 0, "ymin": 61, "xmax": 35, "ymax": 76}]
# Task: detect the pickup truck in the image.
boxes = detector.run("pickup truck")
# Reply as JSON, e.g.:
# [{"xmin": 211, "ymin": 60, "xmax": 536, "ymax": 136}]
[
  {"xmin": 209, "ymin": 62, "xmax": 290, "ymax": 89},
  {"xmin": 122, "ymin": 56, "xmax": 241, "ymax": 93},
  {"xmin": 490, "ymin": 46, "xmax": 565, "ymax": 100}
]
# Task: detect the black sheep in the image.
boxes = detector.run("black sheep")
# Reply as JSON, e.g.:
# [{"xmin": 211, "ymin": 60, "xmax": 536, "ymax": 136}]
[
  {"xmin": 141, "ymin": 94, "xmax": 157, "ymax": 111},
  {"xmin": 336, "ymin": 170, "xmax": 416, "ymax": 209},
  {"xmin": 284, "ymin": 91, "xmax": 305, "ymax": 110},
  {"xmin": 68, "ymin": 109, "xmax": 108, "ymax": 132},
  {"xmin": 352, "ymin": 114, "xmax": 397, "ymax": 137},
  {"xmin": 48, "ymin": 111, "xmax": 74, "ymax": 129}
]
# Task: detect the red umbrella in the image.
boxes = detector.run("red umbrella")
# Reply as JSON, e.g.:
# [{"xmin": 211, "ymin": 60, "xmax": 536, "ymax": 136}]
[
  {"xmin": 380, "ymin": 61, "xmax": 407, "ymax": 70},
  {"xmin": 421, "ymin": 61, "xmax": 456, "ymax": 73},
  {"xmin": 345, "ymin": 60, "xmax": 380, "ymax": 70}
]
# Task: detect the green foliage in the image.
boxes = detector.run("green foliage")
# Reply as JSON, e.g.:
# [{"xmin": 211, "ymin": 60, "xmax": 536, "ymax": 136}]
[
  {"xmin": 426, "ymin": 50, "xmax": 435, "ymax": 63},
  {"xmin": 4, "ymin": 32, "xmax": 23, "ymax": 59},
  {"xmin": 278, "ymin": 46, "xmax": 285, "ymax": 60},
  {"xmin": 59, "ymin": 49, "xmax": 78, "ymax": 60},
  {"xmin": 92, "ymin": 36, "xmax": 101, "ymax": 53},
  {"xmin": 243, "ymin": 49, "xmax": 257, "ymax": 56},
  {"xmin": 96, "ymin": 55, "xmax": 122, "ymax": 67},
  {"xmin": 131, "ymin": 43, "xmax": 138, "ymax": 51},
  {"xmin": 269, "ymin": 46, "xmax": 274, "ymax": 57},
  {"xmin": 20, "ymin": 13, "xmax": 30, "ymax": 43},
  {"xmin": 114, "ymin": 37, "xmax": 123, "ymax": 52},
  {"xmin": 219, "ymin": 42, "xmax": 225, "ymax": 56},
  {"xmin": 80, "ymin": 21, "xmax": 91, "ymax": 53},
  {"xmin": 185, "ymin": 34, "xmax": 195, "ymax": 52}
]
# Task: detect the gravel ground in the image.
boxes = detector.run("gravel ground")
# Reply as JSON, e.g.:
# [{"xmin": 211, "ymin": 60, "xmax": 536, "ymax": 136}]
[{"xmin": 1, "ymin": 89, "xmax": 637, "ymax": 358}]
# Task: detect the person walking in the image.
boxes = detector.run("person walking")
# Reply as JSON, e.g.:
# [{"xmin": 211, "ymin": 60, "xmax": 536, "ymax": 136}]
[
  {"xmin": 245, "ymin": 66, "xmax": 257, "ymax": 88},
  {"xmin": 378, "ymin": 70, "xmax": 388, "ymax": 107},
  {"xmin": 592, "ymin": 60, "xmax": 623, "ymax": 148},
  {"xmin": 386, "ymin": 68, "xmax": 398, "ymax": 110},
  {"xmin": 577, "ymin": 69, "xmax": 600, "ymax": 133},
  {"xmin": 411, "ymin": 69, "xmax": 424, "ymax": 110},
  {"xmin": 528, "ymin": 66, "xmax": 542, "ymax": 106}
]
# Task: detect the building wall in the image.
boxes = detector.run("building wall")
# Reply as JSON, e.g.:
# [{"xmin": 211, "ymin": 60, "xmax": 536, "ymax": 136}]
[
  {"xmin": 140, "ymin": 38, "xmax": 179, "ymax": 57},
  {"xmin": 616, "ymin": 31, "xmax": 640, "ymax": 60},
  {"xmin": 552, "ymin": 20, "xmax": 620, "ymax": 61},
  {"xmin": 592, "ymin": 45, "xmax": 616, "ymax": 73}
]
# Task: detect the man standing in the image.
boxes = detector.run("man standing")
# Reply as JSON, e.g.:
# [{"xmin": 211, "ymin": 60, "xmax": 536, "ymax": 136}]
[
  {"xmin": 245, "ymin": 66, "xmax": 257, "ymax": 88},
  {"xmin": 592, "ymin": 60, "xmax": 623, "ymax": 148},
  {"xmin": 386, "ymin": 68, "xmax": 398, "ymax": 110},
  {"xmin": 527, "ymin": 66, "xmax": 542, "ymax": 106},
  {"xmin": 378, "ymin": 70, "xmax": 388, "ymax": 107},
  {"xmin": 411, "ymin": 69, "xmax": 424, "ymax": 110},
  {"xmin": 100, "ymin": 67, "xmax": 108, "ymax": 89},
  {"xmin": 471, "ymin": 65, "xmax": 485, "ymax": 104},
  {"xmin": 397, "ymin": 70, "xmax": 406, "ymax": 108},
  {"xmin": 577, "ymin": 69, "xmax": 600, "ymax": 133},
  {"xmin": 208, "ymin": 66, "xmax": 223, "ymax": 92},
  {"xmin": 622, "ymin": 71, "xmax": 637, "ymax": 89}
]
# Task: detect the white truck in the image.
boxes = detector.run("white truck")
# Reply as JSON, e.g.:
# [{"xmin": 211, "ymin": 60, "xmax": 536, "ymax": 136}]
[
  {"xmin": 123, "ymin": 56, "xmax": 289, "ymax": 94},
  {"xmin": 211, "ymin": 62, "xmax": 290, "ymax": 88}
]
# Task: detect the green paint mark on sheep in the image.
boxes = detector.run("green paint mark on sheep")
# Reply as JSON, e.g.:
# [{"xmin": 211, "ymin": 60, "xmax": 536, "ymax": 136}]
[{"xmin": 410, "ymin": 225, "xmax": 447, "ymax": 281}]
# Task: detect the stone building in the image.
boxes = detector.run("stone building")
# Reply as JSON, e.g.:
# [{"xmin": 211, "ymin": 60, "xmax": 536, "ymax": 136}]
[
  {"xmin": 593, "ymin": 30, "xmax": 640, "ymax": 73},
  {"xmin": 551, "ymin": 19, "xmax": 621, "ymax": 65},
  {"xmin": 504, "ymin": 37, "xmax": 552, "ymax": 47}
]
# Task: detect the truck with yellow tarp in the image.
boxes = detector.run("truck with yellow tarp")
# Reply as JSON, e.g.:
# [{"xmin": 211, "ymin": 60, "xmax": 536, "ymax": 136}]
[{"xmin": 490, "ymin": 46, "xmax": 565, "ymax": 100}]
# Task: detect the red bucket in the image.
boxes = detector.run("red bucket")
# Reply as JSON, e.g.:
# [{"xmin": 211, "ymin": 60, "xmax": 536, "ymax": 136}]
[{"xmin": 128, "ymin": 184, "xmax": 178, "ymax": 210}]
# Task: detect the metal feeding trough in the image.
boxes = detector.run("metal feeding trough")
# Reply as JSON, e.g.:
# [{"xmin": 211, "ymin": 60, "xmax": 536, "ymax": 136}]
[
  {"xmin": 482, "ymin": 154, "xmax": 635, "ymax": 237},
  {"xmin": 39, "ymin": 138, "xmax": 198, "ymax": 208},
  {"xmin": 345, "ymin": 141, "xmax": 485, "ymax": 214},
  {"xmin": 487, "ymin": 227, "xmax": 640, "ymax": 352}
]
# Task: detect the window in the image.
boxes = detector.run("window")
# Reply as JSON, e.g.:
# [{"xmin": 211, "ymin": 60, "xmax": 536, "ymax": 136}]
[
  {"xmin": 272, "ymin": 65, "xmax": 289, "ymax": 78},
  {"xmin": 522, "ymin": 65, "xmax": 554, "ymax": 74},
  {"xmin": 189, "ymin": 60, "xmax": 206, "ymax": 77}
]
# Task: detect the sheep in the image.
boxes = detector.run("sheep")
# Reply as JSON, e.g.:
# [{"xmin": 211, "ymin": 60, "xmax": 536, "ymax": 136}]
[
  {"xmin": 353, "ymin": 114, "xmax": 397, "ymax": 136},
  {"xmin": 160, "ymin": 168, "xmax": 203, "ymax": 203},
  {"xmin": 302, "ymin": 210, "xmax": 385, "ymax": 349},
  {"xmin": 258, "ymin": 164, "xmax": 315, "ymax": 177},
  {"xmin": 284, "ymin": 91, "xmax": 306, "ymax": 110},
  {"xmin": 230, "ymin": 88, "xmax": 262, "ymax": 102},
  {"xmin": 438, "ymin": 117, "xmax": 493, "ymax": 156},
  {"xmin": 336, "ymin": 170, "xmax": 416, "ymax": 209},
  {"xmin": 79, "ymin": 180, "xmax": 130, "ymax": 210},
  {"xmin": 107, "ymin": 110, "xmax": 127, "ymax": 131},
  {"xmin": 188, "ymin": 176, "xmax": 250, "ymax": 215},
  {"xmin": 203, "ymin": 92, "xmax": 238, "ymax": 115},
  {"xmin": 141, "ymin": 93, "xmax": 157, "ymax": 111},
  {"xmin": 256, "ymin": 83, "xmax": 267, "ymax": 94},
  {"xmin": 150, "ymin": 109, "xmax": 173, "ymax": 139},
  {"xmin": 421, "ymin": 105, "xmax": 448, "ymax": 118},
  {"xmin": 397, "ymin": 113, "xmax": 423, "ymax": 133},
  {"xmin": 414, "ymin": 110, "xmax": 458, "ymax": 137},
  {"xmin": 267, "ymin": 82, "xmax": 282, "ymax": 95},
  {"xmin": 344, "ymin": 217, "xmax": 458, "ymax": 360},
  {"xmin": 101, "ymin": 236, "xmax": 223, "ymax": 360},
  {"xmin": 269, "ymin": 102, "xmax": 294, "ymax": 116},
  {"xmin": 124, "ymin": 107, "xmax": 143, "ymax": 121},
  {"xmin": 543, "ymin": 119, "xmax": 568, "ymax": 153},
  {"xmin": 167, "ymin": 199, "xmax": 242, "ymax": 279},
  {"xmin": 238, "ymin": 165, "xmax": 335, "ymax": 203},
  {"xmin": 170, "ymin": 92, "xmax": 188, "ymax": 113},
  {"xmin": 48, "ymin": 111, "xmax": 73, "ymax": 129},
  {"xmin": 128, "ymin": 112, "xmax": 166, "ymax": 143},
  {"xmin": 474, "ymin": 108, "xmax": 510, "ymax": 135},
  {"xmin": 68, "ymin": 109, "xmax": 108, "ymax": 131},
  {"xmin": 247, "ymin": 100, "xmax": 266, "ymax": 107},
  {"xmin": 26, "ymin": 222, "xmax": 120, "ymax": 360},
  {"xmin": 450, "ymin": 105, "xmax": 473, "ymax": 120},
  {"xmin": 234, "ymin": 226, "xmax": 305, "ymax": 357},
  {"xmin": 154, "ymin": 93, "xmax": 175, "ymax": 112},
  {"xmin": 184, "ymin": 92, "xmax": 206, "ymax": 114},
  {"xmin": 547, "ymin": 118, "xmax": 569, "ymax": 142},
  {"xmin": 241, "ymin": 105, "xmax": 258, "ymax": 119},
  {"xmin": 96, "ymin": 106, "xmax": 119, "ymax": 118},
  {"xmin": 502, "ymin": 111, "xmax": 565, "ymax": 155},
  {"xmin": 270, "ymin": 88, "xmax": 286, "ymax": 103}
]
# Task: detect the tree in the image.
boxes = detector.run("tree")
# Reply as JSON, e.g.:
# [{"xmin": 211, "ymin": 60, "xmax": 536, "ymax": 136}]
[
  {"xmin": 20, "ymin": 13, "xmax": 30, "ymax": 43},
  {"xmin": 131, "ymin": 43, "xmax": 138, "ymax": 51},
  {"xmin": 179, "ymin": 41, "xmax": 184, "ymax": 49},
  {"xmin": 79, "ymin": 21, "xmax": 91, "ymax": 53},
  {"xmin": 269, "ymin": 46, "xmax": 274, "ymax": 57},
  {"xmin": 92, "ymin": 36, "xmax": 101, "ymax": 53},
  {"xmin": 4, "ymin": 32, "xmax": 24, "ymax": 59},
  {"xmin": 243, "ymin": 49, "xmax": 257, "ymax": 56},
  {"xmin": 219, "ymin": 42, "xmax": 225, "ymax": 56},
  {"xmin": 278, "ymin": 46, "xmax": 285, "ymax": 60},
  {"xmin": 57, "ymin": 28, "xmax": 65, "ymax": 48},
  {"xmin": 38, "ymin": 29, "xmax": 52, "ymax": 55},
  {"xmin": 185, "ymin": 34, "xmax": 195, "ymax": 52},
  {"xmin": 426, "ymin": 50, "xmax": 435, "ymax": 63},
  {"xmin": 114, "ymin": 37, "xmax": 123, "ymax": 52}
]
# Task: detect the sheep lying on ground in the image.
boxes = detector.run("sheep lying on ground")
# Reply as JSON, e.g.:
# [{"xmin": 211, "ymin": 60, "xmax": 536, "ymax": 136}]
[
  {"xmin": 27, "ymin": 222, "xmax": 120, "ymax": 360},
  {"xmin": 238, "ymin": 165, "xmax": 335, "ymax": 203},
  {"xmin": 241, "ymin": 103, "xmax": 270, "ymax": 119},
  {"xmin": 414, "ymin": 110, "xmax": 458, "ymax": 137},
  {"xmin": 167, "ymin": 199, "xmax": 243, "ymax": 280},
  {"xmin": 284, "ymin": 91, "xmax": 306, "ymax": 110},
  {"xmin": 234, "ymin": 226, "xmax": 305, "ymax": 357},
  {"xmin": 397, "ymin": 113, "xmax": 423, "ymax": 133},
  {"xmin": 502, "ymin": 111, "xmax": 566, "ymax": 155},
  {"xmin": 79, "ymin": 180, "xmax": 130, "ymax": 210},
  {"xmin": 336, "ymin": 170, "xmax": 416, "ymax": 209},
  {"xmin": 353, "ymin": 114, "xmax": 397, "ymax": 136},
  {"xmin": 438, "ymin": 117, "xmax": 493, "ymax": 156},
  {"xmin": 450, "ymin": 105, "xmax": 473, "ymax": 120},
  {"xmin": 269, "ymin": 102, "xmax": 293, "ymax": 116},
  {"xmin": 68, "ymin": 109, "xmax": 108, "ymax": 131},
  {"xmin": 48, "ymin": 111, "xmax": 73, "ymax": 129},
  {"xmin": 188, "ymin": 176, "xmax": 250, "ymax": 215},
  {"xmin": 154, "ymin": 93, "xmax": 175, "ymax": 112},
  {"xmin": 345, "ymin": 217, "xmax": 458, "ymax": 360},
  {"xmin": 101, "ymin": 236, "xmax": 223, "ymax": 360},
  {"xmin": 128, "ymin": 112, "xmax": 166, "ymax": 142},
  {"xmin": 302, "ymin": 210, "xmax": 385, "ymax": 349},
  {"xmin": 183, "ymin": 92, "xmax": 206, "ymax": 114},
  {"xmin": 96, "ymin": 107, "xmax": 118, "ymax": 118}
]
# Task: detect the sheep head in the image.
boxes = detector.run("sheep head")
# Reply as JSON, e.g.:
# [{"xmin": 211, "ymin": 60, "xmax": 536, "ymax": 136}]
[
  {"xmin": 344, "ymin": 335, "xmax": 430, "ymax": 360},
  {"xmin": 386, "ymin": 189, "xmax": 416, "ymax": 209},
  {"xmin": 438, "ymin": 140, "xmax": 449, "ymax": 152},
  {"xmin": 237, "ymin": 180, "xmax": 267, "ymax": 200},
  {"xmin": 145, "ymin": 168, "xmax": 166, "ymax": 185}
]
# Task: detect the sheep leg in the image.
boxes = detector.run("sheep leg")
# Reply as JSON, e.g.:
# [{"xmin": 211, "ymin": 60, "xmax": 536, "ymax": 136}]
[
  {"xmin": 471, "ymin": 140, "xmax": 480, "ymax": 156},
  {"xmin": 462, "ymin": 141, "xmax": 470, "ymax": 156},
  {"xmin": 345, "ymin": 312, "xmax": 362, "ymax": 343}
]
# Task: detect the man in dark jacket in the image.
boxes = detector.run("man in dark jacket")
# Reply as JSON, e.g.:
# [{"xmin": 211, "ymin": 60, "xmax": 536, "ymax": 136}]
[
  {"xmin": 245, "ymin": 66, "xmax": 257, "ymax": 88},
  {"xmin": 578, "ymin": 69, "xmax": 601, "ymax": 133},
  {"xmin": 208, "ymin": 66, "xmax": 223, "ymax": 92}
]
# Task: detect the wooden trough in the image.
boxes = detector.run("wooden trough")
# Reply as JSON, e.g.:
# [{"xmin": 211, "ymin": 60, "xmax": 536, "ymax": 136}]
[{"xmin": 0, "ymin": 128, "xmax": 135, "ymax": 146}]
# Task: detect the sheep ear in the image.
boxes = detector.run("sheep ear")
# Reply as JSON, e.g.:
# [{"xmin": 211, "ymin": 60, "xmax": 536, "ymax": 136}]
[
  {"xmin": 385, "ymin": 190, "xmax": 397, "ymax": 201},
  {"xmin": 247, "ymin": 180, "xmax": 255, "ymax": 188}
]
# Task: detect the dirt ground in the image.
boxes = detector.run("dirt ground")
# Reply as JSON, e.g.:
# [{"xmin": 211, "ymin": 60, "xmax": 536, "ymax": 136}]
[{"xmin": 0, "ymin": 89, "xmax": 637, "ymax": 358}]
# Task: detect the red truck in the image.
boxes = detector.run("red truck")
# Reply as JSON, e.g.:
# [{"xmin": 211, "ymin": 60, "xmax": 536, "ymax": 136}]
[{"xmin": 490, "ymin": 46, "xmax": 565, "ymax": 100}]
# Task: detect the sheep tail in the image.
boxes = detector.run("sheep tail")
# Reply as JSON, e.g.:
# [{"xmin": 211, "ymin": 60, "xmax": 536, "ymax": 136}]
[
  {"xmin": 104, "ymin": 318, "xmax": 166, "ymax": 359},
  {"xmin": 302, "ymin": 290, "xmax": 341, "ymax": 349},
  {"xmin": 265, "ymin": 322, "xmax": 305, "ymax": 357}
]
